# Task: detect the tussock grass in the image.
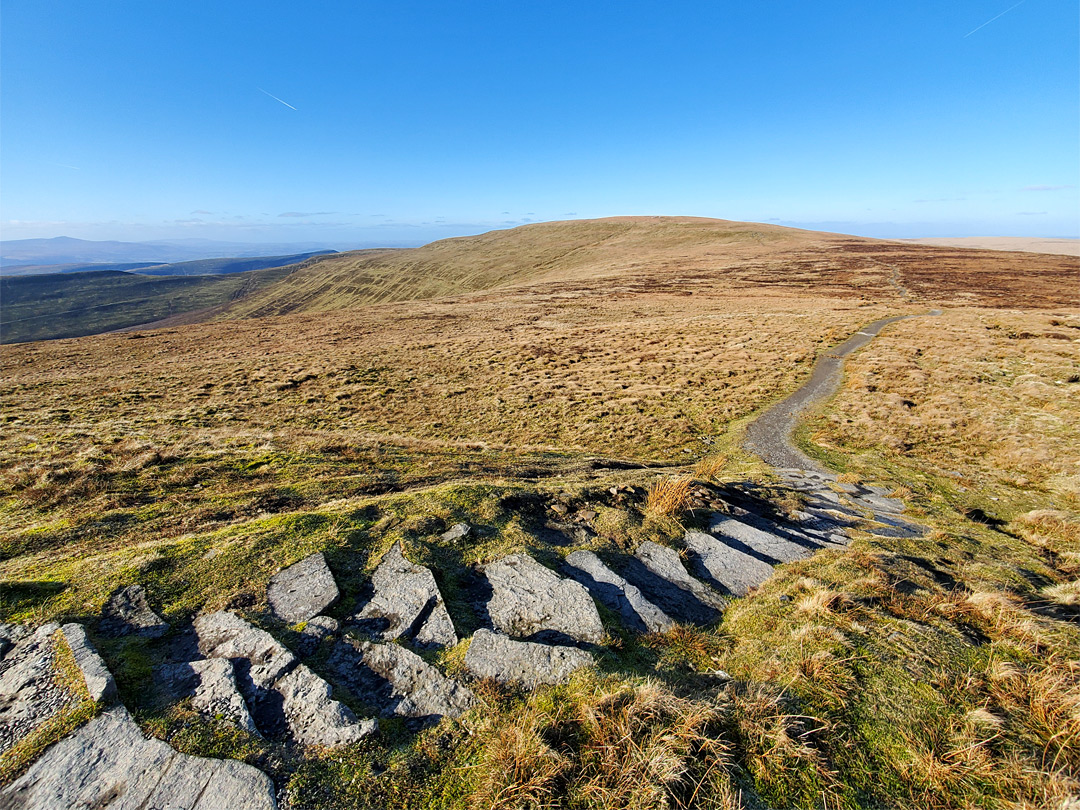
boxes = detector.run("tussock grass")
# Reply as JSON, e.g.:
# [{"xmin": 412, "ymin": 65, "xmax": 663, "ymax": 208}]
[
  {"xmin": 645, "ymin": 476, "xmax": 695, "ymax": 517},
  {"xmin": 693, "ymin": 453, "xmax": 729, "ymax": 480},
  {"xmin": 467, "ymin": 674, "xmax": 734, "ymax": 810}
]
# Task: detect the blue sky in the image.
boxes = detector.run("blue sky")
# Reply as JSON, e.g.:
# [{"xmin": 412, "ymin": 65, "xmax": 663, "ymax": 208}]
[{"xmin": 2, "ymin": 1, "xmax": 1077, "ymax": 245}]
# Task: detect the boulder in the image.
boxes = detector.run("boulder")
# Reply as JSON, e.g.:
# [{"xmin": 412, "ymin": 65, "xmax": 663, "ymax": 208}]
[
  {"xmin": 351, "ymin": 542, "xmax": 457, "ymax": 648},
  {"xmin": 564, "ymin": 550, "xmax": 674, "ymax": 633},
  {"xmin": 464, "ymin": 628, "xmax": 594, "ymax": 688},
  {"xmin": 98, "ymin": 584, "xmax": 169, "ymax": 638},
  {"xmin": 483, "ymin": 554, "xmax": 604, "ymax": 644},
  {"xmin": 267, "ymin": 552, "xmax": 340, "ymax": 623},
  {"xmin": 0, "ymin": 706, "xmax": 276, "ymax": 810},
  {"xmin": 327, "ymin": 637, "xmax": 475, "ymax": 720}
]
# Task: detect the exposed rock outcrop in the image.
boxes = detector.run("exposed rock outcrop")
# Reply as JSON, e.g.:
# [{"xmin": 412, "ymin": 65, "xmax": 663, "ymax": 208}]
[
  {"xmin": 623, "ymin": 541, "xmax": 726, "ymax": 625},
  {"xmin": 267, "ymin": 552, "xmax": 340, "ymax": 624},
  {"xmin": 564, "ymin": 550, "xmax": 673, "ymax": 633},
  {"xmin": 351, "ymin": 542, "xmax": 457, "ymax": 648},
  {"xmin": 98, "ymin": 584, "xmax": 169, "ymax": 638},
  {"xmin": 464, "ymin": 628, "xmax": 594, "ymax": 688},
  {"xmin": 484, "ymin": 554, "xmax": 604, "ymax": 644},
  {"xmin": 61, "ymin": 623, "xmax": 116, "ymax": 703},
  {"xmin": 0, "ymin": 706, "xmax": 277, "ymax": 810},
  {"xmin": 327, "ymin": 636, "xmax": 475, "ymax": 720},
  {"xmin": 684, "ymin": 530, "xmax": 775, "ymax": 597},
  {"xmin": 194, "ymin": 610, "xmax": 376, "ymax": 746},
  {"xmin": 0, "ymin": 623, "xmax": 67, "ymax": 756},
  {"xmin": 156, "ymin": 658, "xmax": 259, "ymax": 735}
]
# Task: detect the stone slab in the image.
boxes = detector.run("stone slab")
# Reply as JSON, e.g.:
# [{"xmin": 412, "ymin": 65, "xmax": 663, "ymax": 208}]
[
  {"xmin": 0, "ymin": 706, "xmax": 276, "ymax": 810},
  {"xmin": 564, "ymin": 550, "xmax": 673, "ymax": 633},
  {"xmin": 684, "ymin": 531, "xmax": 775, "ymax": 598},
  {"xmin": 195, "ymin": 611, "xmax": 376, "ymax": 746},
  {"xmin": 327, "ymin": 637, "xmax": 475, "ymax": 720},
  {"xmin": 98, "ymin": 584, "xmax": 169, "ymax": 639},
  {"xmin": 623, "ymin": 541, "xmax": 725, "ymax": 626},
  {"xmin": 267, "ymin": 552, "xmax": 340, "ymax": 624},
  {"xmin": 351, "ymin": 542, "xmax": 457, "ymax": 648},
  {"xmin": 464, "ymin": 629, "xmax": 594, "ymax": 689},
  {"xmin": 484, "ymin": 554, "xmax": 604, "ymax": 644},
  {"xmin": 60, "ymin": 623, "xmax": 116, "ymax": 704},
  {"xmin": 707, "ymin": 516, "xmax": 818, "ymax": 564}
]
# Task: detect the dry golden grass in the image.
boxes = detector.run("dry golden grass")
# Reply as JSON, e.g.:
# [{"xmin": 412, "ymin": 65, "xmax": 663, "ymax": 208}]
[
  {"xmin": 468, "ymin": 676, "xmax": 732, "ymax": 810},
  {"xmin": 645, "ymin": 476, "xmax": 696, "ymax": 517},
  {"xmin": 811, "ymin": 309, "xmax": 1080, "ymax": 502},
  {"xmin": 692, "ymin": 453, "xmax": 729, "ymax": 480}
]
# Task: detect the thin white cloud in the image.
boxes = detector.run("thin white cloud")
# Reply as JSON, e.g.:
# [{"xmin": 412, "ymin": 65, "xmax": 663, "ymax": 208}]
[
  {"xmin": 258, "ymin": 87, "xmax": 298, "ymax": 110},
  {"xmin": 1023, "ymin": 185, "xmax": 1074, "ymax": 192},
  {"xmin": 964, "ymin": 0, "xmax": 1027, "ymax": 38},
  {"xmin": 278, "ymin": 211, "xmax": 336, "ymax": 218}
]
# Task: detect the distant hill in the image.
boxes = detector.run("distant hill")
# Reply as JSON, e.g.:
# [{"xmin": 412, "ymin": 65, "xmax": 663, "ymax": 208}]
[
  {"xmin": 0, "ymin": 236, "xmax": 344, "ymax": 270},
  {"xmin": 0, "ymin": 263, "xmax": 299, "ymax": 344},
  {"xmin": 3, "ymin": 250, "xmax": 337, "ymax": 278},
  {"xmin": 209, "ymin": 217, "xmax": 838, "ymax": 320}
]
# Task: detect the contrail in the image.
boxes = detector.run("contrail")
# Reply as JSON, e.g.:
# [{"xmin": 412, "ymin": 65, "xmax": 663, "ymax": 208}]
[
  {"xmin": 964, "ymin": 0, "xmax": 1027, "ymax": 37},
  {"xmin": 258, "ymin": 87, "xmax": 297, "ymax": 110}
]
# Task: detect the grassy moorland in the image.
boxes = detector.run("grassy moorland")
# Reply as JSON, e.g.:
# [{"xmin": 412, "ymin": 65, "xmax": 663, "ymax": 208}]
[{"xmin": 1, "ymin": 218, "xmax": 1078, "ymax": 808}]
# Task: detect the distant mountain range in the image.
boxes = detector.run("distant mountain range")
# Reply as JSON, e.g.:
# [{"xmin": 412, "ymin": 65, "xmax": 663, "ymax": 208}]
[{"xmin": 0, "ymin": 236, "xmax": 348, "ymax": 271}]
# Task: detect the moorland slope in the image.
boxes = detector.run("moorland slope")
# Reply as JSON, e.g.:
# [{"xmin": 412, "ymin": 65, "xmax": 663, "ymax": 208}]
[{"xmin": 1, "ymin": 218, "xmax": 1078, "ymax": 809}]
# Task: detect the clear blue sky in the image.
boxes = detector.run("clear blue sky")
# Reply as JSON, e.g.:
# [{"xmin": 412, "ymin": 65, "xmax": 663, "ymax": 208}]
[{"xmin": 2, "ymin": 1, "xmax": 1077, "ymax": 245}]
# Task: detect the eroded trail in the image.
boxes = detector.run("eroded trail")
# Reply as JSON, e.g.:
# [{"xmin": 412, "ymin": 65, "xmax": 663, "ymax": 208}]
[{"xmin": 742, "ymin": 311, "xmax": 941, "ymax": 538}]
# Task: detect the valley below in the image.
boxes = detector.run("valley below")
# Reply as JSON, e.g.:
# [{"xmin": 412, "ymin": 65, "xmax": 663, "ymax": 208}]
[{"xmin": 1, "ymin": 217, "xmax": 1078, "ymax": 810}]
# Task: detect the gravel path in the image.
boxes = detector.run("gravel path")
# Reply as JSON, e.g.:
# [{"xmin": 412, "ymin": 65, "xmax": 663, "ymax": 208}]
[{"xmin": 743, "ymin": 311, "xmax": 940, "ymax": 472}]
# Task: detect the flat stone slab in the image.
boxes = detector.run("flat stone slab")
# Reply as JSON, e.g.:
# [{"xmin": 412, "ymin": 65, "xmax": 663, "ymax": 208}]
[
  {"xmin": 60, "ymin": 623, "xmax": 116, "ymax": 703},
  {"xmin": 156, "ymin": 658, "xmax": 259, "ymax": 735},
  {"xmin": 195, "ymin": 611, "xmax": 375, "ymax": 746},
  {"xmin": 0, "ymin": 623, "xmax": 70, "ymax": 756},
  {"xmin": 0, "ymin": 706, "xmax": 277, "ymax": 810},
  {"xmin": 707, "ymin": 516, "xmax": 818, "ymax": 564},
  {"xmin": 464, "ymin": 629, "xmax": 594, "ymax": 689},
  {"xmin": 98, "ymin": 584, "xmax": 169, "ymax": 638},
  {"xmin": 623, "ymin": 541, "xmax": 725, "ymax": 625},
  {"xmin": 327, "ymin": 637, "xmax": 475, "ymax": 720},
  {"xmin": 484, "ymin": 554, "xmax": 604, "ymax": 644},
  {"xmin": 684, "ymin": 531, "xmax": 775, "ymax": 598},
  {"xmin": 564, "ymin": 550, "xmax": 673, "ymax": 633},
  {"xmin": 267, "ymin": 552, "xmax": 340, "ymax": 624},
  {"xmin": 351, "ymin": 542, "xmax": 457, "ymax": 648},
  {"xmin": 274, "ymin": 662, "xmax": 378, "ymax": 746}
]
